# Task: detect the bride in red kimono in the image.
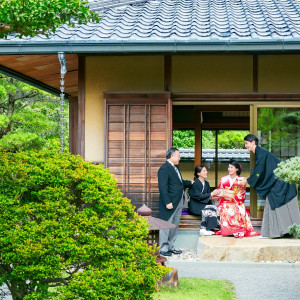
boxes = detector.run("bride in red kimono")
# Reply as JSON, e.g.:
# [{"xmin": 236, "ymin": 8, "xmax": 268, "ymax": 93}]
[{"xmin": 216, "ymin": 160, "xmax": 260, "ymax": 238}]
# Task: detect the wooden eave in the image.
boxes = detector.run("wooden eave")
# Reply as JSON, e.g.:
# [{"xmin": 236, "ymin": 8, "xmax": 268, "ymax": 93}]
[{"xmin": 0, "ymin": 54, "xmax": 78, "ymax": 97}]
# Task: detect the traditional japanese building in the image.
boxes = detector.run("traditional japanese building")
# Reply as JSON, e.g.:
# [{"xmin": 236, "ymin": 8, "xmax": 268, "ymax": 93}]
[{"xmin": 1, "ymin": 0, "xmax": 300, "ymax": 217}]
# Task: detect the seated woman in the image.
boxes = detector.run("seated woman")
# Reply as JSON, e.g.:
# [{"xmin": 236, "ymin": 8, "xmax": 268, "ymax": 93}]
[
  {"xmin": 188, "ymin": 165, "xmax": 220, "ymax": 236},
  {"xmin": 216, "ymin": 160, "xmax": 260, "ymax": 238}
]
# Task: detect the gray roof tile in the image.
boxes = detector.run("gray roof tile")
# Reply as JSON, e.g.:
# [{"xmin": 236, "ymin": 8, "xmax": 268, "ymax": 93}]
[
  {"xmin": 5, "ymin": 0, "xmax": 300, "ymax": 42},
  {"xmin": 179, "ymin": 148, "xmax": 250, "ymax": 161}
]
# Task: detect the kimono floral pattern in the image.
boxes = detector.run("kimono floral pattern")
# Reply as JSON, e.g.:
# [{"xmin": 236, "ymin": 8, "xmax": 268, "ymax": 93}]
[{"xmin": 216, "ymin": 175, "xmax": 260, "ymax": 237}]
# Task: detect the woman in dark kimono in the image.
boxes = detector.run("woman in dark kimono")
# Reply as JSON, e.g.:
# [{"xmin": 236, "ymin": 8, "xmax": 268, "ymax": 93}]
[{"xmin": 188, "ymin": 165, "xmax": 220, "ymax": 236}]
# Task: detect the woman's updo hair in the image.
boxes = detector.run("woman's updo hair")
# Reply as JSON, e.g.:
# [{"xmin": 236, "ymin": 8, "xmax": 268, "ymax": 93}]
[
  {"xmin": 229, "ymin": 160, "xmax": 242, "ymax": 176},
  {"xmin": 194, "ymin": 164, "xmax": 207, "ymax": 178}
]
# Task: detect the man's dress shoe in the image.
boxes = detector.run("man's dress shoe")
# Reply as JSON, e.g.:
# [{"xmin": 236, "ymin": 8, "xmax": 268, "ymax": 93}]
[
  {"xmin": 170, "ymin": 249, "xmax": 182, "ymax": 255},
  {"xmin": 160, "ymin": 251, "xmax": 172, "ymax": 257}
]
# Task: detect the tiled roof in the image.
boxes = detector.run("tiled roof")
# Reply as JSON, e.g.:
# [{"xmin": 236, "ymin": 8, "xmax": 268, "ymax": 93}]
[
  {"xmin": 180, "ymin": 148, "xmax": 250, "ymax": 161},
  {"xmin": 2, "ymin": 0, "xmax": 300, "ymax": 54},
  {"xmin": 6, "ymin": 0, "xmax": 300, "ymax": 41}
]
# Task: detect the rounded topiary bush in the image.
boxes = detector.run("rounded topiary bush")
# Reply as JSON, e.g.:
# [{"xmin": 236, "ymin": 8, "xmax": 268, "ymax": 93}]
[
  {"xmin": 274, "ymin": 156, "xmax": 300, "ymax": 239},
  {"xmin": 0, "ymin": 151, "xmax": 166, "ymax": 299},
  {"xmin": 274, "ymin": 156, "xmax": 300, "ymax": 186}
]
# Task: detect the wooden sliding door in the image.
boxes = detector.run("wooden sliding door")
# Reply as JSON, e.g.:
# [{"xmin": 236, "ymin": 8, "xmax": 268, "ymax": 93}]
[{"xmin": 105, "ymin": 93, "xmax": 171, "ymax": 216}]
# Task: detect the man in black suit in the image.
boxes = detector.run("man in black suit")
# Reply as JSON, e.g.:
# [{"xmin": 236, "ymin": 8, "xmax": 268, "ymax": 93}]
[{"xmin": 158, "ymin": 148, "xmax": 193, "ymax": 256}]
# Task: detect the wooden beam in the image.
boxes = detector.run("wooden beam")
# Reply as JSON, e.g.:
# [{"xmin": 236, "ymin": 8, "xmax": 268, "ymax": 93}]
[
  {"xmin": 78, "ymin": 56, "xmax": 85, "ymax": 158},
  {"xmin": 202, "ymin": 123, "xmax": 249, "ymax": 130},
  {"xmin": 172, "ymin": 93, "xmax": 300, "ymax": 101},
  {"xmin": 181, "ymin": 105, "xmax": 250, "ymax": 112},
  {"xmin": 173, "ymin": 119, "xmax": 250, "ymax": 130},
  {"xmin": 104, "ymin": 92, "xmax": 170, "ymax": 102},
  {"xmin": 173, "ymin": 122, "xmax": 195, "ymax": 130}
]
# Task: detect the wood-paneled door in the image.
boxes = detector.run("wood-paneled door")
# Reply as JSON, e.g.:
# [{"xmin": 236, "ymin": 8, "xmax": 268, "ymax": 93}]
[{"xmin": 105, "ymin": 93, "xmax": 171, "ymax": 216}]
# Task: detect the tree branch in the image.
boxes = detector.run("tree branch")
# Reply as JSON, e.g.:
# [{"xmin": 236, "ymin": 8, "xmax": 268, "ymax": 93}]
[
  {"xmin": 13, "ymin": 93, "xmax": 39, "ymax": 102},
  {"xmin": 66, "ymin": 261, "xmax": 91, "ymax": 275},
  {"xmin": 41, "ymin": 276, "xmax": 70, "ymax": 285}
]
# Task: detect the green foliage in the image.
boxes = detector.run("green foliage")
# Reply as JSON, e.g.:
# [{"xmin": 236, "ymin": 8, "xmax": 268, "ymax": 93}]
[
  {"xmin": 173, "ymin": 130, "xmax": 249, "ymax": 149},
  {"xmin": 217, "ymin": 130, "xmax": 249, "ymax": 149},
  {"xmin": 0, "ymin": 114, "xmax": 9, "ymax": 129},
  {"xmin": 0, "ymin": 75, "xmax": 68, "ymax": 152},
  {"xmin": 173, "ymin": 130, "xmax": 195, "ymax": 148},
  {"xmin": 202, "ymin": 131, "xmax": 216, "ymax": 149},
  {"xmin": 289, "ymin": 224, "xmax": 300, "ymax": 239},
  {"xmin": 0, "ymin": 131, "xmax": 44, "ymax": 152},
  {"xmin": 154, "ymin": 277, "xmax": 236, "ymax": 300},
  {"xmin": 258, "ymin": 108, "xmax": 299, "ymax": 153},
  {"xmin": 0, "ymin": 0, "xmax": 100, "ymax": 38},
  {"xmin": 0, "ymin": 151, "xmax": 166, "ymax": 299},
  {"xmin": 274, "ymin": 156, "xmax": 300, "ymax": 186}
]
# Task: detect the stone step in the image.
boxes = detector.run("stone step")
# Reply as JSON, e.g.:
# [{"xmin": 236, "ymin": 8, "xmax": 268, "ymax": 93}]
[{"xmin": 197, "ymin": 235, "xmax": 300, "ymax": 262}]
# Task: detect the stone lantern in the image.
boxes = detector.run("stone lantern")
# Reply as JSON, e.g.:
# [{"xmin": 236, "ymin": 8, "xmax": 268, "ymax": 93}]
[
  {"xmin": 137, "ymin": 204, "xmax": 175, "ymax": 247},
  {"xmin": 137, "ymin": 204, "xmax": 179, "ymax": 287}
]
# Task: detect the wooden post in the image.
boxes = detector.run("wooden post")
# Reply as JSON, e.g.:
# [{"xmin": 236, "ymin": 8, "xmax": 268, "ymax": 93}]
[
  {"xmin": 215, "ymin": 130, "xmax": 219, "ymax": 189},
  {"xmin": 69, "ymin": 96, "xmax": 78, "ymax": 154},
  {"xmin": 195, "ymin": 107, "xmax": 202, "ymax": 166},
  {"xmin": 78, "ymin": 56, "xmax": 85, "ymax": 158},
  {"xmin": 250, "ymin": 104, "xmax": 258, "ymax": 218}
]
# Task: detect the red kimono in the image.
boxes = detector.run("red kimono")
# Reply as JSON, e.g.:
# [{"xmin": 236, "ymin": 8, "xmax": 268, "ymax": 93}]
[{"xmin": 216, "ymin": 175, "xmax": 259, "ymax": 237}]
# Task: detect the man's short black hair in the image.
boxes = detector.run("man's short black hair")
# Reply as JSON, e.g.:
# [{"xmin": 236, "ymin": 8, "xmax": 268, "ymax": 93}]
[
  {"xmin": 244, "ymin": 134, "xmax": 258, "ymax": 145},
  {"xmin": 166, "ymin": 148, "xmax": 179, "ymax": 159}
]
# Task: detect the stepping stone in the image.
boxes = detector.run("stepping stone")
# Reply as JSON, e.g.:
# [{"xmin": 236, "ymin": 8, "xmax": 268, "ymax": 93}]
[{"xmin": 197, "ymin": 236, "xmax": 300, "ymax": 262}]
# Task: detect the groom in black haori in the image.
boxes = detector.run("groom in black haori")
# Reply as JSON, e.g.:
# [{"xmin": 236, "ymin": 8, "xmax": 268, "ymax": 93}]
[{"xmin": 240, "ymin": 134, "xmax": 300, "ymax": 238}]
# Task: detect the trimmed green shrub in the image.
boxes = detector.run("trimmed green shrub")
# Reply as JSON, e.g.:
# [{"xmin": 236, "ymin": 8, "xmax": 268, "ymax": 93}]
[
  {"xmin": 289, "ymin": 224, "xmax": 300, "ymax": 239},
  {"xmin": 274, "ymin": 157, "xmax": 300, "ymax": 239},
  {"xmin": 0, "ymin": 151, "xmax": 166, "ymax": 299},
  {"xmin": 274, "ymin": 156, "xmax": 300, "ymax": 186}
]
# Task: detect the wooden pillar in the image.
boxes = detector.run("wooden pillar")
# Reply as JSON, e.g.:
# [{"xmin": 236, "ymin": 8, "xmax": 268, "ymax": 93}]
[
  {"xmin": 194, "ymin": 107, "xmax": 202, "ymax": 166},
  {"xmin": 250, "ymin": 104, "xmax": 258, "ymax": 218},
  {"xmin": 78, "ymin": 56, "xmax": 85, "ymax": 158},
  {"xmin": 250, "ymin": 56, "xmax": 258, "ymax": 218},
  {"xmin": 164, "ymin": 55, "xmax": 172, "ymax": 147},
  {"xmin": 69, "ymin": 96, "xmax": 78, "ymax": 154},
  {"xmin": 215, "ymin": 130, "xmax": 219, "ymax": 188}
]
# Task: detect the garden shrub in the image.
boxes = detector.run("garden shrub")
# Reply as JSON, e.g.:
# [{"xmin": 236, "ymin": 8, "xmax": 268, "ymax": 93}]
[
  {"xmin": 0, "ymin": 151, "xmax": 166, "ymax": 299},
  {"xmin": 274, "ymin": 156, "xmax": 300, "ymax": 238},
  {"xmin": 274, "ymin": 156, "xmax": 300, "ymax": 186},
  {"xmin": 289, "ymin": 224, "xmax": 300, "ymax": 239}
]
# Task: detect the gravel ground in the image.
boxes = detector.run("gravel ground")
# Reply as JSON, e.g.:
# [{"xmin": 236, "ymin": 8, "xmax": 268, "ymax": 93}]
[
  {"xmin": 168, "ymin": 248, "xmax": 300, "ymax": 263},
  {"xmin": 166, "ymin": 251, "xmax": 300, "ymax": 300},
  {"xmin": 3, "ymin": 253, "xmax": 300, "ymax": 300}
]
